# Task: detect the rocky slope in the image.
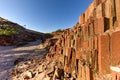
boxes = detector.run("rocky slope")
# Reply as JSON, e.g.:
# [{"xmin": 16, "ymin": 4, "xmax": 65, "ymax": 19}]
[
  {"xmin": 0, "ymin": 17, "xmax": 51, "ymax": 46},
  {"xmin": 45, "ymin": 0, "xmax": 120, "ymax": 80},
  {"xmin": 10, "ymin": 0, "xmax": 120, "ymax": 80}
]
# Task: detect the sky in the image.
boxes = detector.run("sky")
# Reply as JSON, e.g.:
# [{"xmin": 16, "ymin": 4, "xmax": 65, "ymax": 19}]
[{"xmin": 0, "ymin": 0, "xmax": 93, "ymax": 33}]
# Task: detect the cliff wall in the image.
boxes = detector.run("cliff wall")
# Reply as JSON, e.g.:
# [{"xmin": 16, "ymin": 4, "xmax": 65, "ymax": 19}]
[{"xmin": 46, "ymin": 0, "xmax": 120, "ymax": 80}]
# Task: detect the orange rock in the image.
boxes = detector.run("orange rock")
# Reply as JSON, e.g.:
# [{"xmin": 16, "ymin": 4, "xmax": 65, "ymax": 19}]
[
  {"xmin": 79, "ymin": 14, "xmax": 85, "ymax": 25},
  {"xmin": 98, "ymin": 33, "xmax": 110, "ymax": 75},
  {"xmin": 111, "ymin": 31, "xmax": 120, "ymax": 66}
]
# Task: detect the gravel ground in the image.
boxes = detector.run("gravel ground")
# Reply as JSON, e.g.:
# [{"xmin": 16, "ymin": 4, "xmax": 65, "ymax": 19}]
[{"xmin": 0, "ymin": 40, "xmax": 41, "ymax": 80}]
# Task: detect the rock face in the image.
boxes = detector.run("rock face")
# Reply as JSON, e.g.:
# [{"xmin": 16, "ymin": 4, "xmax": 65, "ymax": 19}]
[{"xmin": 46, "ymin": 0, "xmax": 120, "ymax": 80}]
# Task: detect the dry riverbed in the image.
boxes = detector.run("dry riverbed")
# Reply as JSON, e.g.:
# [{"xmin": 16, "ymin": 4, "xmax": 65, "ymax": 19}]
[
  {"xmin": 0, "ymin": 40, "xmax": 45, "ymax": 80},
  {"xmin": 0, "ymin": 39, "xmax": 67, "ymax": 80}
]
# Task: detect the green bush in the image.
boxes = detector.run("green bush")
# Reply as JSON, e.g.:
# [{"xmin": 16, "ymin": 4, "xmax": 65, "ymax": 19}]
[
  {"xmin": 0, "ymin": 24, "xmax": 17, "ymax": 36},
  {"xmin": 55, "ymin": 29, "xmax": 63, "ymax": 34}
]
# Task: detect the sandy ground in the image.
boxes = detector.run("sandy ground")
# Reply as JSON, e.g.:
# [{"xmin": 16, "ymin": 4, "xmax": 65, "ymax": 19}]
[{"xmin": 0, "ymin": 40, "xmax": 41, "ymax": 80}]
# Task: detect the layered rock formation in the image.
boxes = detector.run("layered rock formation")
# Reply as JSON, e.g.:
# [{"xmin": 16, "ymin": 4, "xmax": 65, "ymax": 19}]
[{"xmin": 46, "ymin": 0, "xmax": 120, "ymax": 80}]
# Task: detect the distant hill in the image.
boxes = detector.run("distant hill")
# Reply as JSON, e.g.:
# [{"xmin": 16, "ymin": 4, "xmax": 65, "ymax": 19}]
[{"xmin": 0, "ymin": 17, "xmax": 52, "ymax": 46}]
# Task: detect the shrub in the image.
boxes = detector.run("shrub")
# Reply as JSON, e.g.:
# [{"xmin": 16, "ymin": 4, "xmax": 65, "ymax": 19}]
[
  {"xmin": 55, "ymin": 29, "xmax": 63, "ymax": 34},
  {"xmin": 0, "ymin": 24, "xmax": 17, "ymax": 36}
]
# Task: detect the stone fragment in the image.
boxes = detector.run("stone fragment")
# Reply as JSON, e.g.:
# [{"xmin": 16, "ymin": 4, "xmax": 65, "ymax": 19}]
[
  {"xmin": 22, "ymin": 71, "xmax": 33, "ymax": 79},
  {"xmin": 110, "ymin": 66, "xmax": 120, "ymax": 80},
  {"xmin": 39, "ymin": 44, "xmax": 44, "ymax": 49},
  {"xmin": 53, "ymin": 67, "xmax": 64, "ymax": 80},
  {"xmin": 43, "ymin": 75, "xmax": 51, "ymax": 80}
]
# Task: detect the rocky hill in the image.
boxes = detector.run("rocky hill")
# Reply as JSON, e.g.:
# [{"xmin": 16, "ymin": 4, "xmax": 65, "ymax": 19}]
[{"xmin": 0, "ymin": 17, "xmax": 49, "ymax": 46}]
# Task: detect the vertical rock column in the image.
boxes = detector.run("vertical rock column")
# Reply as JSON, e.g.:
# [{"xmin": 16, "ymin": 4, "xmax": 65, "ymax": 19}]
[{"xmin": 98, "ymin": 33, "xmax": 110, "ymax": 75}]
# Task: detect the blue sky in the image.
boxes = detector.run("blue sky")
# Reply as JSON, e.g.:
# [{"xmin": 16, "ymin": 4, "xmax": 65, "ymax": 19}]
[{"xmin": 0, "ymin": 0, "xmax": 93, "ymax": 33}]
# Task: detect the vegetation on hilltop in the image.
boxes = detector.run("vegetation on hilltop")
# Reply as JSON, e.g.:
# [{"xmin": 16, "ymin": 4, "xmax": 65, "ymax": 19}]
[{"xmin": 54, "ymin": 29, "xmax": 63, "ymax": 35}]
